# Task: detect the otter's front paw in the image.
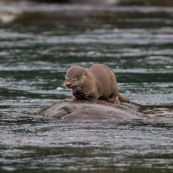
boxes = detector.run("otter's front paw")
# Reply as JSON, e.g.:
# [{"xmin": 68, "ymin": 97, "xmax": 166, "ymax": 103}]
[
  {"xmin": 72, "ymin": 86, "xmax": 82, "ymax": 99},
  {"xmin": 72, "ymin": 86, "xmax": 87, "ymax": 99},
  {"xmin": 73, "ymin": 86, "xmax": 83, "ymax": 96},
  {"xmin": 73, "ymin": 86, "xmax": 92, "ymax": 100},
  {"xmin": 80, "ymin": 88, "xmax": 87, "ymax": 97}
]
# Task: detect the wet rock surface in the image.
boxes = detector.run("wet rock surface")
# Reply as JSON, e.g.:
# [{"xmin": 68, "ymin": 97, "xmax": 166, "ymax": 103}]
[
  {"xmin": 37, "ymin": 99, "xmax": 173, "ymax": 124},
  {"xmin": 37, "ymin": 99, "xmax": 142, "ymax": 122}
]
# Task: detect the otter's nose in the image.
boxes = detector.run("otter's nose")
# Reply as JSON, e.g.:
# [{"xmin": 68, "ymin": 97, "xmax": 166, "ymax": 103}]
[{"xmin": 65, "ymin": 82, "xmax": 71, "ymax": 88}]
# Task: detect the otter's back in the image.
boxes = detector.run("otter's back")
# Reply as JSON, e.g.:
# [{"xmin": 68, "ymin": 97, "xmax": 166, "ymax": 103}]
[{"xmin": 89, "ymin": 64, "xmax": 118, "ymax": 98}]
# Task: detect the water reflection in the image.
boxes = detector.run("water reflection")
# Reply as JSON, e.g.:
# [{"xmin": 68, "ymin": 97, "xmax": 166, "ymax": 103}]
[{"xmin": 0, "ymin": 119, "xmax": 173, "ymax": 172}]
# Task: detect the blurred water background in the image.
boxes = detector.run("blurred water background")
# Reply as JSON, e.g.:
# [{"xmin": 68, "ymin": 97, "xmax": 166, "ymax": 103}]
[{"xmin": 0, "ymin": 0, "xmax": 173, "ymax": 172}]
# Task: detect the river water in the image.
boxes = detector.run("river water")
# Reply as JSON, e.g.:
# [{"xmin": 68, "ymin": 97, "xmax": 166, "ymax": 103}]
[{"xmin": 0, "ymin": 1, "xmax": 173, "ymax": 173}]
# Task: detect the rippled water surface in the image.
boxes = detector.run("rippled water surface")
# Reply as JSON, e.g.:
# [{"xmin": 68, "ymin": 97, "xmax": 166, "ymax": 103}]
[{"xmin": 0, "ymin": 1, "xmax": 173, "ymax": 172}]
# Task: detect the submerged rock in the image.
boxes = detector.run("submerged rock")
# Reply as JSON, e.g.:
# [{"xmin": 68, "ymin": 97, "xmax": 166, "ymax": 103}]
[{"xmin": 36, "ymin": 99, "xmax": 142, "ymax": 123}]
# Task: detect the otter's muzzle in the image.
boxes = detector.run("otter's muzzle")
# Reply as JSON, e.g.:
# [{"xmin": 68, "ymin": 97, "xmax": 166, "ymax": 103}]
[{"xmin": 65, "ymin": 81, "xmax": 72, "ymax": 88}]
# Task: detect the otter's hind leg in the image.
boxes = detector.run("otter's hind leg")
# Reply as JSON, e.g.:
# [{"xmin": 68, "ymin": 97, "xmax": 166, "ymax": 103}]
[
  {"xmin": 107, "ymin": 96, "xmax": 121, "ymax": 104},
  {"xmin": 107, "ymin": 91, "xmax": 121, "ymax": 104}
]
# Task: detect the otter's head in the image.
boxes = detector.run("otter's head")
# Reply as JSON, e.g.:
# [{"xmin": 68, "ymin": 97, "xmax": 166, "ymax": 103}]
[{"xmin": 64, "ymin": 66, "xmax": 87, "ymax": 89}]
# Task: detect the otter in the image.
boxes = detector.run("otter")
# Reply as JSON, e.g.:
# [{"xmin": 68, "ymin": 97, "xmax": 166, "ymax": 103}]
[{"xmin": 64, "ymin": 64, "xmax": 130, "ymax": 103}]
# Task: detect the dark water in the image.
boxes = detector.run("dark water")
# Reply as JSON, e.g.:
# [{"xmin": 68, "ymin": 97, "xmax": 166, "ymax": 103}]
[{"xmin": 0, "ymin": 1, "xmax": 173, "ymax": 172}]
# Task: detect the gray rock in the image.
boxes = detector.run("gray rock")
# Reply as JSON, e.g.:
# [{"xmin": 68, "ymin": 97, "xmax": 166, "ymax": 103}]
[{"xmin": 37, "ymin": 99, "xmax": 142, "ymax": 123}]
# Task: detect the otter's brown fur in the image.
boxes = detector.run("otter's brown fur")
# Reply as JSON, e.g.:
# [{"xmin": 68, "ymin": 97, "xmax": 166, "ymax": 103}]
[{"xmin": 64, "ymin": 64, "xmax": 130, "ymax": 103}]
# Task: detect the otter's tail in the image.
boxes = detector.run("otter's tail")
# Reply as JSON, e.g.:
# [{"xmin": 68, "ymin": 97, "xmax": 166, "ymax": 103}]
[{"xmin": 118, "ymin": 94, "xmax": 130, "ymax": 103}]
